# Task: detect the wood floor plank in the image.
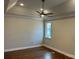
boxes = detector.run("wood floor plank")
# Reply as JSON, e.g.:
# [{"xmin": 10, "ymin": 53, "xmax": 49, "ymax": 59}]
[{"xmin": 4, "ymin": 47, "xmax": 74, "ymax": 59}]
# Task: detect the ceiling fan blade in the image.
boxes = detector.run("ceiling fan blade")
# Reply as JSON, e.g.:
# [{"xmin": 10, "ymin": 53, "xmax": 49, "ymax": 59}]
[
  {"xmin": 45, "ymin": 13, "xmax": 54, "ymax": 15},
  {"xmin": 36, "ymin": 11, "xmax": 40, "ymax": 14},
  {"xmin": 36, "ymin": 11, "xmax": 42, "ymax": 17}
]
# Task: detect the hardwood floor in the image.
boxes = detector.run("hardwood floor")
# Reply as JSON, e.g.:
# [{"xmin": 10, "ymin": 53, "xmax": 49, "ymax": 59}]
[{"xmin": 5, "ymin": 46, "xmax": 74, "ymax": 59}]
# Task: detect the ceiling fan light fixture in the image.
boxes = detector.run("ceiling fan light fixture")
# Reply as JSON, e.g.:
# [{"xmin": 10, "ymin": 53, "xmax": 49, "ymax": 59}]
[
  {"xmin": 40, "ymin": 8, "xmax": 43, "ymax": 11},
  {"xmin": 41, "ymin": 14, "xmax": 44, "ymax": 17}
]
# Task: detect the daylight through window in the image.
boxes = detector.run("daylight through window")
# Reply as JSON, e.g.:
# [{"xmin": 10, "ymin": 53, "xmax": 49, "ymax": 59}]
[{"xmin": 45, "ymin": 22, "xmax": 52, "ymax": 39}]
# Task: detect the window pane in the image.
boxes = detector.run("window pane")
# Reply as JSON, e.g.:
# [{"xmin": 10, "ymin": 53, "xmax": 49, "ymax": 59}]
[{"xmin": 45, "ymin": 22, "xmax": 52, "ymax": 39}]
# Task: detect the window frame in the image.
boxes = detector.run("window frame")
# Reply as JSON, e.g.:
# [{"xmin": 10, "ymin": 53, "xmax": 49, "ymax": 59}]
[{"xmin": 44, "ymin": 21, "xmax": 52, "ymax": 39}]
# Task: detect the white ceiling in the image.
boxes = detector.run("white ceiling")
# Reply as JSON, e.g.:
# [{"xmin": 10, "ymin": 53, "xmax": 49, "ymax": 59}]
[
  {"xmin": 7, "ymin": 0, "xmax": 18, "ymax": 11},
  {"xmin": 6, "ymin": 0, "xmax": 68, "ymax": 18},
  {"xmin": 16, "ymin": 0, "xmax": 67, "ymax": 9}
]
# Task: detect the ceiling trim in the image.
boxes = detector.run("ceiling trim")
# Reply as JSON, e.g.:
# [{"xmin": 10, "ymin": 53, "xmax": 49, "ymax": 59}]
[
  {"xmin": 44, "ymin": 11, "xmax": 75, "ymax": 21},
  {"xmin": 5, "ymin": 13, "xmax": 42, "ymax": 21}
]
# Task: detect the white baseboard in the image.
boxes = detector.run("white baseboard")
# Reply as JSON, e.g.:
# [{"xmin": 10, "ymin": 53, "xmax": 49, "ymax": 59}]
[
  {"xmin": 5, "ymin": 45, "xmax": 41, "ymax": 52},
  {"xmin": 42, "ymin": 44, "xmax": 75, "ymax": 58},
  {"xmin": 5, "ymin": 44, "xmax": 75, "ymax": 58}
]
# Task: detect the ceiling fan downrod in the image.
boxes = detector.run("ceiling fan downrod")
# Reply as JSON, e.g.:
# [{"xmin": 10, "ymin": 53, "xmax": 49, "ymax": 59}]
[
  {"xmin": 42, "ymin": 0, "xmax": 45, "ymax": 11},
  {"xmin": 42, "ymin": 0, "xmax": 45, "ymax": 2}
]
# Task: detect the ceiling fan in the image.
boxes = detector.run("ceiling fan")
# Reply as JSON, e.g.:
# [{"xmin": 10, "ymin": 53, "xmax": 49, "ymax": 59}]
[{"xmin": 36, "ymin": 0, "xmax": 55, "ymax": 17}]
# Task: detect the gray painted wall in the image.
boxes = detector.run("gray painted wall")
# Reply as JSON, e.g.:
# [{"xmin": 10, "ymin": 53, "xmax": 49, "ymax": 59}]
[
  {"xmin": 4, "ymin": 15, "xmax": 43, "ymax": 49},
  {"xmin": 44, "ymin": 17, "xmax": 75, "ymax": 55},
  {"xmin": 43, "ymin": 0, "xmax": 75, "ymax": 55}
]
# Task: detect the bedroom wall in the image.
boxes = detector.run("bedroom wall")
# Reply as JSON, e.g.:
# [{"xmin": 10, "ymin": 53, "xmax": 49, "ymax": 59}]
[
  {"xmin": 43, "ymin": 17, "xmax": 75, "ymax": 55},
  {"xmin": 4, "ymin": 14, "xmax": 43, "ymax": 50},
  {"xmin": 43, "ymin": 0, "xmax": 75, "ymax": 56}
]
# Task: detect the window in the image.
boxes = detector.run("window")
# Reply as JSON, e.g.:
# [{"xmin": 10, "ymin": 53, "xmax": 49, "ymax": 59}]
[{"xmin": 45, "ymin": 22, "xmax": 52, "ymax": 39}]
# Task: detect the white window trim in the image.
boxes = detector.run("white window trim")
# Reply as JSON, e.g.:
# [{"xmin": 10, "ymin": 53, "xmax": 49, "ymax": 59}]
[{"xmin": 44, "ymin": 21, "xmax": 52, "ymax": 39}]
